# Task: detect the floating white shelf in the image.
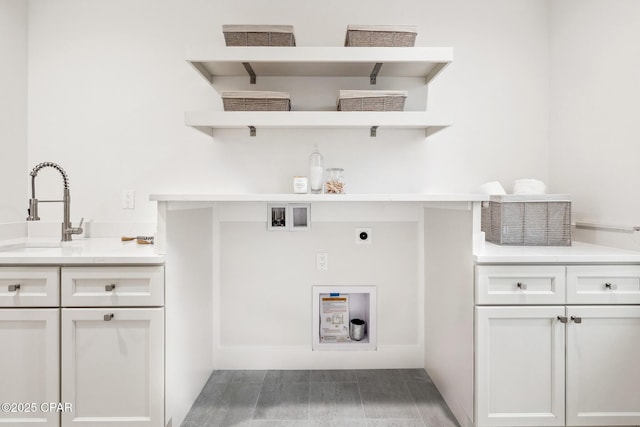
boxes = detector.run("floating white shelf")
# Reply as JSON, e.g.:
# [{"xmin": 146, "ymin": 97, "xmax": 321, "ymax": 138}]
[
  {"xmin": 186, "ymin": 46, "xmax": 453, "ymax": 85},
  {"xmin": 185, "ymin": 111, "xmax": 451, "ymax": 137}
]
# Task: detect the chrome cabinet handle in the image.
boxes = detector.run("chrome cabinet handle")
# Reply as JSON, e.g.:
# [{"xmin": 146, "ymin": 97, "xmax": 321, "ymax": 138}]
[
  {"xmin": 8, "ymin": 284, "xmax": 21, "ymax": 292},
  {"xmin": 516, "ymin": 282, "xmax": 527, "ymax": 290},
  {"xmin": 557, "ymin": 316, "xmax": 568, "ymax": 323},
  {"xmin": 105, "ymin": 283, "xmax": 116, "ymax": 291},
  {"xmin": 104, "ymin": 313, "xmax": 114, "ymax": 321},
  {"xmin": 604, "ymin": 282, "xmax": 618, "ymax": 290},
  {"xmin": 571, "ymin": 316, "xmax": 582, "ymax": 324}
]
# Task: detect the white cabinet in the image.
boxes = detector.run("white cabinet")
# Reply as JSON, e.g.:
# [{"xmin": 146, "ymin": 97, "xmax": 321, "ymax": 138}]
[
  {"xmin": 61, "ymin": 266, "xmax": 164, "ymax": 307},
  {"xmin": 0, "ymin": 266, "xmax": 59, "ymax": 307},
  {"xmin": 0, "ymin": 264, "xmax": 165, "ymax": 427},
  {"xmin": 565, "ymin": 306, "xmax": 640, "ymax": 426},
  {"xmin": 475, "ymin": 306, "xmax": 566, "ymax": 427},
  {"xmin": 475, "ymin": 264, "xmax": 640, "ymax": 427},
  {"xmin": 61, "ymin": 308, "xmax": 164, "ymax": 427},
  {"xmin": 0, "ymin": 309, "xmax": 60, "ymax": 427}
]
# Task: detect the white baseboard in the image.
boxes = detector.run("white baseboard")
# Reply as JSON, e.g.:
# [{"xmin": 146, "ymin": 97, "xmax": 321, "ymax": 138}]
[{"xmin": 213, "ymin": 345, "xmax": 424, "ymax": 370}]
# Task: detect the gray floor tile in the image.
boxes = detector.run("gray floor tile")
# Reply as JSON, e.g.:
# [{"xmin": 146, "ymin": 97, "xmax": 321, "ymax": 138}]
[
  {"xmin": 359, "ymin": 380, "xmax": 420, "ymax": 419},
  {"xmin": 310, "ymin": 420, "xmax": 366, "ymax": 427},
  {"xmin": 366, "ymin": 420, "xmax": 426, "ymax": 427},
  {"xmin": 356, "ymin": 369, "xmax": 405, "ymax": 384},
  {"xmin": 406, "ymin": 381, "xmax": 458, "ymax": 427},
  {"xmin": 400, "ymin": 369, "xmax": 433, "ymax": 383},
  {"xmin": 309, "ymin": 382, "xmax": 364, "ymax": 420},
  {"xmin": 182, "ymin": 382, "xmax": 261, "ymax": 427},
  {"xmin": 184, "ymin": 370, "xmax": 455, "ymax": 427},
  {"xmin": 265, "ymin": 370, "xmax": 311, "ymax": 383},
  {"xmin": 209, "ymin": 369, "xmax": 267, "ymax": 384},
  {"xmin": 310, "ymin": 370, "xmax": 358, "ymax": 382},
  {"xmin": 254, "ymin": 382, "xmax": 310, "ymax": 420},
  {"xmin": 252, "ymin": 421, "xmax": 310, "ymax": 427},
  {"xmin": 233, "ymin": 370, "xmax": 268, "ymax": 383}
]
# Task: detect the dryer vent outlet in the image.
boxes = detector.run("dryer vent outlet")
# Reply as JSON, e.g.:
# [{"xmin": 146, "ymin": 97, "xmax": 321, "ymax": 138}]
[{"xmin": 355, "ymin": 228, "xmax": 372, "ymax": 245}]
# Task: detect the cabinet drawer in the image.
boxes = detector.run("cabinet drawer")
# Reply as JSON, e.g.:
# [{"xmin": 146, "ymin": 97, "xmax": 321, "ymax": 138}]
[
  {"xmin": 475, "ymin": 265, "xmax": 566, "ymax": 305},
  {"xmin": 62, "ymin": 266, "xmax": 164, "ymax": 307},
  {"xmin": 567, "ymin": 265, "xmax": 640, "ymax": 304},
  {"xmin": 0, "ymin": 267, "xmax": 59, "ymax": 307}
]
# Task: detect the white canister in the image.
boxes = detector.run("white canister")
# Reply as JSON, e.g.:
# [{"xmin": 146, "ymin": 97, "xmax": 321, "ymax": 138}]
[{"xmin": 293, "ymin": 176, "xmax": 308, "ymax": 193}]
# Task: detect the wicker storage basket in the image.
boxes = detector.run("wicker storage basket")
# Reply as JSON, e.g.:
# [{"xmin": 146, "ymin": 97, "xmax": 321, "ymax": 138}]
[
  {"xmin": 222, "ymin": 91, "xmax": 291, "ymax": 111},
  {"xmin": 223, "ymin": 25, "xmax": 295, "ymax": 46},
  {"xmin": 337, "ymin": 90, "xmax": 407, "ymax": 111},
  {"xmin": 481, "ymin": 195, "xmax": 572, "ymax": 246},
  {"xmin": 345, "ymin": 25, "xmax": 417, "ymax": 47}
]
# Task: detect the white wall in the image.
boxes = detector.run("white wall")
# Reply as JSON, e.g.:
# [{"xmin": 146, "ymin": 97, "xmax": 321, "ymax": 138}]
[
  {"xmin": 0, "ymin": 0, "xmax": 28, "ymax": 224},
  {"xmin": 550, "ymin": 0, "xmax": 640, "ymax": 250},
  {"xmin": 26, "ymin": 0, "xmax": 550, "ymax": 225}
]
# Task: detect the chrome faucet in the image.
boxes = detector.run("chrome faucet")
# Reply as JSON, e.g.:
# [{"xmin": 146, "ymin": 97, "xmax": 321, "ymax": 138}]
[{"xmin": 27, "ymin": 162, "xmax": 83, "ymax": 242}]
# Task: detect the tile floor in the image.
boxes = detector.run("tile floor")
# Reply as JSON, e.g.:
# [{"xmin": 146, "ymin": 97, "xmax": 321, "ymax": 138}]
[{"xmin": 181, "ymin": 369, "xmax": 459, "ymax": 427}]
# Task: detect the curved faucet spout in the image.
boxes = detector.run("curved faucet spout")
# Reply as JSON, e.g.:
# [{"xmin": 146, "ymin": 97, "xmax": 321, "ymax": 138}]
[{"xmin": 27, "ymin": 162, "xmax": 83, "ymax": 242}]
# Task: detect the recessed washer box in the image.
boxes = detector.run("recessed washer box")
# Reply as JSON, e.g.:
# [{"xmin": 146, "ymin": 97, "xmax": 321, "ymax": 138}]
[{"xmin": 312, "ymin": 285, "xmax": 377, "ymax": 351}]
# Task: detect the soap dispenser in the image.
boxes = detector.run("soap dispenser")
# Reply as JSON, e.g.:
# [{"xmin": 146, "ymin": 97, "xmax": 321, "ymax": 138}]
[{"xmin": 309, "ymin": 145, "xmax": 324, "ymax": 194}]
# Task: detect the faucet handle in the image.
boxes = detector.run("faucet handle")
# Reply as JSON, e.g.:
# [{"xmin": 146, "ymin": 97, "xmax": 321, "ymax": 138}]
[{"xmin": 72, "ymin": 217, "xmax": 84, "ymax": 235}]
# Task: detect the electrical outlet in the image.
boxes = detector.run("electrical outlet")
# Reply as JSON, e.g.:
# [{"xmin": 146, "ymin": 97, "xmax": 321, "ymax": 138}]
[
  {"xmin": 316, "ymin": 252, "xmax": 328, "ymax": 271},
  {"xmin": 355, "ymin": 227, "xmax": 372, "ymax": 245},
  {"xmin": 121, "ymin": 190, "xmax": 135, "ymax": 209}
]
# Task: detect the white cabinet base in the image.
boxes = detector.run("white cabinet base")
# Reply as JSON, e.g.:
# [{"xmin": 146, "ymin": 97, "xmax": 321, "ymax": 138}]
[
  {"xmin": 0, "ymin": 309, "xmax": 59, "ymax": 427},
  {"xmin": 566, "ymin": 306, "xmax": 640, "ymax": 426},
  {"xmin": 61, "ymin": 308, "xmax": 164, "ymax": 427},
  {"xmin": 475, "ymin": 306, "xmax": 565, "ymax": 427}
]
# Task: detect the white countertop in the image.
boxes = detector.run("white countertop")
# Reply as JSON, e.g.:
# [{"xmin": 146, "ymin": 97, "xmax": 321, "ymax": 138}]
[
  {"xmin": 474, "ymin": 241, "xmax": 640, "ymax": 264},
  {"xmin": 150, "ymin": 193, "xmax": 489, "ymax": 202},
  {"xmin": 0, "ymin": 238, "xmax": 164, "ymax": 265}
]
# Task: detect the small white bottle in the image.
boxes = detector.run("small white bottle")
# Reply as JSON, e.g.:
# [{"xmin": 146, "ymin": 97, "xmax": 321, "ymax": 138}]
[{"xmin": 309, "ymin": 145, "xmax": 324, "ymax": 194}]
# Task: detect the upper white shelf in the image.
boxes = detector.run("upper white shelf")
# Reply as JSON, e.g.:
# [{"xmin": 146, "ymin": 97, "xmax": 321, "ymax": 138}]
[{"xmin": 186, "ymin": 46, "xmax": 453, "ymax": 85}]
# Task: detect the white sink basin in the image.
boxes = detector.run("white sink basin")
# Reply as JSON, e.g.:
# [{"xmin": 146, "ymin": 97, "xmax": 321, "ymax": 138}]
[{"xmin": 0, "ymin": 240, "xmax": 62, "ymax": 253}]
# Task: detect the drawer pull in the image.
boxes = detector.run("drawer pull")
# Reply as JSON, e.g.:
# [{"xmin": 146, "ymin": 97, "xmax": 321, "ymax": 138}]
[
  {"xmin": 103, "ymin": 313, "xmax": 114, "ymax": 321},
  {"xmin": 105, "ymin": 284, "xmax": 116, "ymax": 291},
  {"xmin": 557, "ymin": 316, "xmax": 568, "ymax": 323},
  {"xmin": 8, "ymin": 284, "xmax": 21, "ymax": 292},
  {"xmin": 516, "ymin": 282, "xmax": 527, "ymax": 290},
  {"xmin": 604, "ymin": 282, "xmax": 618, "ymax": 290},
  {"xmin": 571, "ymin": 316, "xmax": 582, "ymax": 324}
]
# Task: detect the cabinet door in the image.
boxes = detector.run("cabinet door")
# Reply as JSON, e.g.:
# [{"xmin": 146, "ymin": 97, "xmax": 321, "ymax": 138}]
[
  {"xmin": 0, "ymin": 309, "xmax": 59, "ymax": 427},
  {"xmin": 475, "ymin": 306, "xmax": 565, "ymax": 426},
  {"xmin": 61, "ymin": 308, "xmax": 164, "ymax": 427},
  {"xmin": 566, "ymin": 306, "xmax": 640, "ymax": 426}
]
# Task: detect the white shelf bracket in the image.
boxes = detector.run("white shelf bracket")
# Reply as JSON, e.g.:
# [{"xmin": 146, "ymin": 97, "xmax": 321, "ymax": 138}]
[
  {"xmin": 242, "ymin": 62, "xmax": 257, "ymax": 84},
  {"xmin": 248, "ymin": 126, "xmax": 257, "ymax": 137},
  {"xmin": 370, "ymin": 126, "xmax": 378, "ymax": 137},
  {"xmin": 370, "ymin": 63, "xmax": 383, "ymax": 85}
]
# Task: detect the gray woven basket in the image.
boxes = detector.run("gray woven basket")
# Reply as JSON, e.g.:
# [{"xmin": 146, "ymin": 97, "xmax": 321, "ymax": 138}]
[
  {"xmin": 338, "ymin": 96, "xmax": 406, "ymax": 111},
  {"xmin": 223, "ymin": 25, "xmax": 295, "ymax": 46},
  {"xmin": 222, "ymin": 97, "xmax": 291, "ymax": 111},
  {"xmin": 481, "ymin": 195, "xmax": 572, "ymax": 246},
  {"xmin": 345, "ymin": 26, "xmax": 416, "ymax": 47}
]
